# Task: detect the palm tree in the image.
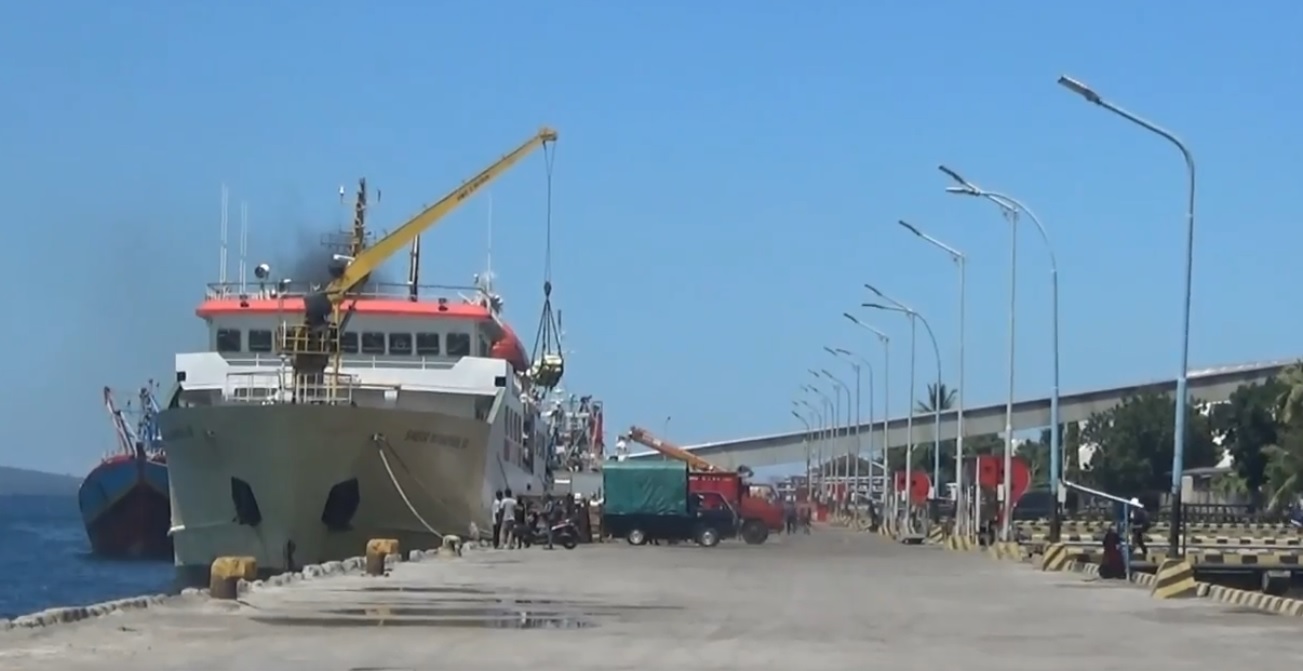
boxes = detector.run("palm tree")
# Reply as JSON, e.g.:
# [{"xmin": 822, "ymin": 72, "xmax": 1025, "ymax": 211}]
[
  {"xmin": 1277, "ymin": 363, "xmax": 1303, "ymax": 424},
  {"xmin": 1264, "ymin": 362, "xmax": 1303, "ymax": 510},
  {"xmin": 915, "ymin": 382, "xmax": 957, "ymax": 414}
]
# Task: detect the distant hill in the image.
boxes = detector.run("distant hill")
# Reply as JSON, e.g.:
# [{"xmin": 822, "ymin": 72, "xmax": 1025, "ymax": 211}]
[{"xmin": 0, "ymin": 466, "xmax": 81, "ymax": 496}]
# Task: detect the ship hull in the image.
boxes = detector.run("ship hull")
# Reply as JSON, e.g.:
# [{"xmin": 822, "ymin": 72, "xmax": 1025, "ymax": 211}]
[
  {"xmin": 159, "ymin": 403, "xmax": 522, "ymax": 587},
  {"xmin": 78, "ymin": 456, "xmax": 172, "ymax": 560}
]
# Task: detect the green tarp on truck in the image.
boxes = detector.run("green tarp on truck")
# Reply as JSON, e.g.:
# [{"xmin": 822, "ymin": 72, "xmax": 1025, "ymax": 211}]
[{"xmin": 602, "ymin": 461, "xmax": 688, "ymax": 516}]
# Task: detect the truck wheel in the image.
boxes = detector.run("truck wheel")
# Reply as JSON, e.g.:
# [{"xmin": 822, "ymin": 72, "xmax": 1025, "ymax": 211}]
[
  {"xmin": 695, "ymin": 526, "xmax": 720, "ymax": 548},
  {"xmin": 627, "ymin": 529, "xmax": 648, "ymax": 546},
  {"xmin": 741, "ymin": 519, "xmax": 769, "ymax": 545}
]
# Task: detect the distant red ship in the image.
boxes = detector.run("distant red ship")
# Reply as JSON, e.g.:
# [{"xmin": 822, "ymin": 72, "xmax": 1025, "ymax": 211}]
[{"xmin": 77, "ymin": 385, "xmax": 172, "ymax": 560}]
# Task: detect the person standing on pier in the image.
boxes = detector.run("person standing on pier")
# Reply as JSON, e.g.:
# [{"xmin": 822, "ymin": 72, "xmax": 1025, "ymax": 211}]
[
  {"xmin": 492, "ymin": 490, "xmax": 505, "ymax": 548},
  {"xmin": 783, "ymin": 498, "xmax": 798, "ymax": 534},
  {"xmin": 500, "ymin": 489, "xmax": 519, "ymax": 549}
]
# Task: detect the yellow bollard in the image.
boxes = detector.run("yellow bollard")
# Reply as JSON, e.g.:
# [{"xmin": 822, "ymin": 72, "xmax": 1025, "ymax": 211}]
[
  {"xmin": 1041, "ymin": 543, "xmax": 1070, "ymax": 572},
  {"xmin": 209, "ymin": 556, "xmax": 257, "ymax": 600},
  {"xmin": 1151, "ymin": 558, "xmax": 1198, "ymax": 599},
  {"xmin": 365, "ymin": 538, "xmax": 401, "ymax": 576}
]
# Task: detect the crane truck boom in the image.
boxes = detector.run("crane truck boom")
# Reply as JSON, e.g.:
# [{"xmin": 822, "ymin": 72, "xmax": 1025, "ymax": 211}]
[{"xmin": 623, "ymin": 425, "xmax": 784, "ymax": 544}]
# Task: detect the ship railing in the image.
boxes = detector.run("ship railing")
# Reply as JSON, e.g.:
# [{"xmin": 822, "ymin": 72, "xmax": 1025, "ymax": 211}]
[
  {"xmin": 223, "ymin": 370, "xmax": 359, "ymax": 405},
  {"xmin": 223, "ymin": 353, "xmax": 473, "ymax": 372},
  {"xmin": 204, "ymin": 281, "xmax": 481, "ymax": 302}
]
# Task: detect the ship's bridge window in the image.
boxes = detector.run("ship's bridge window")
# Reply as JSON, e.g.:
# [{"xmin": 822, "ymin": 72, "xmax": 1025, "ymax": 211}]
[
  {"xmin": 388, "ymin": 333, "xmax": 413, "ymax": 355},
  {"xmin": 340, "ymin": 331, "xmax": 359, "ymax": 354},
  {"xmin": 478, "ymin": 335, "xmax": 491, "ymax": 357},
  {"xmin": 361, "ymin": 332, "xmax": 386, "ymax": 355},
  {"xmin": 248, "ymin": 329, "xmax": 273, "ymax": 353},
  {"xmin": 216, "ymin": 328, "xmax": 242, "ymax": 353},
  {"xmin": 415, "ymin": 333, "xmax": 441, "ymax": 356},
  {"xmin": 447, "ymin": 333, "xmax": 471, "ymax": 357}
]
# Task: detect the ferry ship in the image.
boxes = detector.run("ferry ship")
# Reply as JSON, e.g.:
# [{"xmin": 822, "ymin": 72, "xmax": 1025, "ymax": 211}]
[
  {"xmin": 79, "ymin": 385, "xmax": 171, "ymax": 560},
  {"xmin": 159, "ymin": 129, "xmax": 567, "ymax": 585}
]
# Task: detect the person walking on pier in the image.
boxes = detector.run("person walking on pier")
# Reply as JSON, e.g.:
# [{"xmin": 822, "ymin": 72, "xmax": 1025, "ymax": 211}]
[
  {"xmin": 1129, "ymin": 498, "xmax": 1150, "ymax": 556},
  {"xmin": 492, "ymin": 490, "xmax": 504, "ymax": 548},
  {"xmin": 500, "ymin": 489, "xmax": 519, "ymax": 550}
]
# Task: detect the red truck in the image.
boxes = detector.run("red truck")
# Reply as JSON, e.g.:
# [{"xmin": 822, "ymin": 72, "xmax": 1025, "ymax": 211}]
[
  {"xmin": 625, "ymin": 426, "xmax": 786, "ymax": 545},
  {"xmin": 689, "ymin": 472, "xmax": 784, "ymax": 544}
]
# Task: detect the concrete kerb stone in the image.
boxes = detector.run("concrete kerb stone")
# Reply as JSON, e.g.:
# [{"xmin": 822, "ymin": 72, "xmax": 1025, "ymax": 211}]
[
  {"xmin": 1198, "ymin": 581, "xmax": 1303, "ymax": 616},
  {"xmin": 1009, "ymin": 538, "xmax": 1303, "ymax": 613},
  {"xmin": 0, "ymin": 538, "xmax": 494, "ymax": 632}
]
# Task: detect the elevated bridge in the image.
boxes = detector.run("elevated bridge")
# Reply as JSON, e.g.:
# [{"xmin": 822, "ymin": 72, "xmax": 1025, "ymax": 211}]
[{"xmin": 628, "ymin": 358, "xmax": 1295, "ymax": 469}]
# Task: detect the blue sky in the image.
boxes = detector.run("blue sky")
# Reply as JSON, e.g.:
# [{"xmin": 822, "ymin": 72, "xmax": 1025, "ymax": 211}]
[{"xmin": 3, "ymin": 2, "xmax": 1302, "ymax": 477}]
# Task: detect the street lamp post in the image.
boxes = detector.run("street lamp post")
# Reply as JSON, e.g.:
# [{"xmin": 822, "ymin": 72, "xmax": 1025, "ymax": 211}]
[
  {"xmin": 865, "ymin": 300, "xmax": 944, "ymax": 513},
  {"xmin": 938, "ymin": 168, "xmax": 1062, "ymax": 542},
  {"xmin": 791, "ymin": 406, "xmax": 812, "ymax": 499},
  {"xmin": 844, "ymin": 314, "xmax": 890, "ymax": 505},
  {"xmin": 1058, "ymin": 74, "xmax": 1197, "ymax": 558},
  {"xmin": 806, "ymin": 382, "xmax": 835, "ymax": 499},
  {"xmin": 825, "ymin": 348, "xmax": 862, "ymax": 495},
  {"xmin": 819, "ymin": 368, "xmax": 852, "ymax": 507},
  {"xmin": 898, "ymin": 220, "xmax": 967, "ymax": 518},
  {"xmin": 937, "ymin": 168, "xmax": 1016, "ymax": 543},
  {"xmin": 830, "ymin": 347, "xmax": 875, "ymax": 503},
  {"xmin": 798, "ymin": 397, "xmax": 821, "ymax": 500}
]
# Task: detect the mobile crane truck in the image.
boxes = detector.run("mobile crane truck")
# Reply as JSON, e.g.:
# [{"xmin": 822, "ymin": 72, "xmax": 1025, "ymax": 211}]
[{"xmin": 624, "ymin": 426, "xmax": 785, "ymax": 544}]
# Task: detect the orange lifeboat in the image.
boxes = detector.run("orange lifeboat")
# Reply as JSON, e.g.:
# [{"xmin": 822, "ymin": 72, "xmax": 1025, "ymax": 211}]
[{"xmin": 491, "ymin": 326, "xmax": 530, "ymax": 373}]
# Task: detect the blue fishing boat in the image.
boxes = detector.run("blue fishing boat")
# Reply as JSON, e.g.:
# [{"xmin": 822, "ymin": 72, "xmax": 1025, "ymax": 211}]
[{"xmin": 78, "ymin": 384, "xmax": 171, "ymax": 560}]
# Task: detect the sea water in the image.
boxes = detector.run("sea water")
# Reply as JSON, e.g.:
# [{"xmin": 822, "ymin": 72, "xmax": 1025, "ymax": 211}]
[{"xmin": 0, "ymin": 495, "xmax": 173, "ymax": 619}]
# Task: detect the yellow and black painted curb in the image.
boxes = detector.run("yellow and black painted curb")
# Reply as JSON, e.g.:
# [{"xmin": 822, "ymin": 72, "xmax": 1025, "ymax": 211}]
[
  {"xmin": 1041, "ymin": 543, "xmax": 1072, "ymax": 572},
  {"xmin": 925, "ymin": 527, "xmax": 946, "ymax": 544},
  {"xmin": 944, "ymin": 534, "xmax": 977, "ymax": 552},
  {"xmin": 1151, "ymin": 558, "xmax": 1198, "ymax": 599},
  {"xmin": 1199, "ymin": 583, "xmax": 1303, "ymax": 615},
  {"xmin": 986, "ymin": 541, "xmax": 1022, "ymax": 561},
  {"xmin": 1021, "ymin": 533, "xmax": 1303, "ymax": 548}
]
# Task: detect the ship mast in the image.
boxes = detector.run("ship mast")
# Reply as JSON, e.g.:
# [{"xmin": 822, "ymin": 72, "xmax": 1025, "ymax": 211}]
[{"xmin": 350, "ymin": 178, "xmax": 368, "ymax": 257}]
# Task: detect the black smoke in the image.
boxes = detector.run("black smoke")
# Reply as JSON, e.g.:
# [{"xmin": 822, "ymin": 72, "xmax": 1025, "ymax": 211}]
[{"xmin": 276, "ymin": 224, "xmax": 399, "ymax": 293}]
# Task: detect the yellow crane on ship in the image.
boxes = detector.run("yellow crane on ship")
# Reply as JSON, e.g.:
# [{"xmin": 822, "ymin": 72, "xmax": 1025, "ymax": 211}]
[{"xmin": 276, "ymin": 126, "xmax": 559, "ymax": 383}]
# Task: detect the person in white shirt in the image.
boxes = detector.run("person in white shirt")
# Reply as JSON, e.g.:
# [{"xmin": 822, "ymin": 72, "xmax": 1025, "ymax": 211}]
[
  {"xmin": 491, "ymin": 490, "xmax": 504, "ymax": 548},
  {"xmin": 499, "ymin": 490, "xmax": 519, "ymax": 549}
]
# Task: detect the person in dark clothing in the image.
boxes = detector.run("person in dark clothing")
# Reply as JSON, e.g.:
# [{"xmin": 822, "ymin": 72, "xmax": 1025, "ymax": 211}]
[
  {"xmin": 1100, "ymin": 527, "xmax": 1125, "ymax": 579},
  {"xmin": 1129, "ymin": 498, "xmax": 1151, "ymax": 555},
  {"xmin": 511, "ymin": 495, "xmax": 527, "ymax": 549},
  {"xmin": 542, "ymin": 495, "xmax": 558, "ymax": 549},
  {"xmin": 491, "ymin": 490, "xmax": 504, "ymax": 549},
  {"xmin": 783, "ymin": 500, "xmax": 798, "ymax": 534}
]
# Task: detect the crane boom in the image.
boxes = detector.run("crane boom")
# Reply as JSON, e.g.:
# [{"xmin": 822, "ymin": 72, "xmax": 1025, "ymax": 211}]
[
  {"xmin": 280, "ymin": 126, "xmax": 558, "ymax": 376},
  {"xmin": 625, "ymin": 426, "xmax": 720, "ymax": 472},
  {"xmin": 324, "ymin": 126, "xmax": 558, "ymax": 308}
]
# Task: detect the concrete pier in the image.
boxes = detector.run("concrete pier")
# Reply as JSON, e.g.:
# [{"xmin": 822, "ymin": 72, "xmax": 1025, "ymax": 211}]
[{"xmin": 4, "ymin": 530, "xmax": 1303, "ymax": 670}]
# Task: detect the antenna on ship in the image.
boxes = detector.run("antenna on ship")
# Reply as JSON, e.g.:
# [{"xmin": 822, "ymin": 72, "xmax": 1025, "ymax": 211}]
[
  {"xmin": 219, "ymin": 184, "xmax": 229, "ymax": 286},
  {"xmin": 486, "ymin": 190, "xmax": 494, "ymax": 291},
  {"xmin": 238, "ymin": 201, "xmax": 249, "ymax": 294},
  {"xmin": 407, "ymin": 236, "xmax": 421, "ymax": 301},
  {"xmin": 350, "ymin": 178, "xmax": 368, "ymax": 257}
]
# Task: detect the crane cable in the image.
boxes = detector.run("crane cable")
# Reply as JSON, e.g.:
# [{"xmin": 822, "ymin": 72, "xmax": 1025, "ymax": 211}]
[{"xmin": 531, "ymin": 142, "xmax": 561, "ymax": 367}]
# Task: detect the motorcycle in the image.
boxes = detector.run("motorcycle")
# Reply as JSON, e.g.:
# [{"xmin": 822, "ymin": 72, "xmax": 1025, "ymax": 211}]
[{"xmin": 528, "ymin": 519, "xmax": 580, "ymax": 550}]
